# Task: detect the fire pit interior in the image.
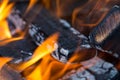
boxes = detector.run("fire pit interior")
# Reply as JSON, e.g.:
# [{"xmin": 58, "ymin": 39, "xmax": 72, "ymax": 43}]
[{"xmin": 0, "ymin": 0, "xmax": 120, "ymax": 80}]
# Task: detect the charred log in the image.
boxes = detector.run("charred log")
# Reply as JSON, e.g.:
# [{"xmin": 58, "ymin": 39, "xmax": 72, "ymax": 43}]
[{"xmin": 89, "ymin": 5, "xmax": 120, "ymax": 59}]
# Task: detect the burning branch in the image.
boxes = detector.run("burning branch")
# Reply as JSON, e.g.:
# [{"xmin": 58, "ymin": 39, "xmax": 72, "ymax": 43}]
[{"xmin": 17, "ymin": 33, "xmax": 59, "ymax": 71}]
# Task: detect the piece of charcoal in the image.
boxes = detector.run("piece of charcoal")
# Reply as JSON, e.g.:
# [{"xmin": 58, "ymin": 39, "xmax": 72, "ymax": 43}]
[
  {"xmin": 23, "ymin": 6, "xmax": 97, "ymax": 63},
  {"xmin": 89, "ymin": 5, "xmax": 120, "ymax": 59},
  {"xmin": 0, "ymin": 34, "xmax": 37, "ymax": 63}
]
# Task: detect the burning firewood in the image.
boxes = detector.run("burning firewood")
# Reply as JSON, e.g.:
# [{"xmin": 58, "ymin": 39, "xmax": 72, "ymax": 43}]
[
  {"xmin": 0, "ymin": 0, "xmax": 120, "ymax": 80},
  {"xmin": 89, "ymin": 5, "xmax": 120, "ymax": 60},
  {"xmin": 26, "ymin": 6, "xmax": 97, "ymax": 63}
]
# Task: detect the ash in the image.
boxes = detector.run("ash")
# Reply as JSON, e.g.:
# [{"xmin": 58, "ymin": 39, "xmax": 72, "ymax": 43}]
[{"xmin": 60, "ymin": 57, "xmax": 118, "ymax": 80}]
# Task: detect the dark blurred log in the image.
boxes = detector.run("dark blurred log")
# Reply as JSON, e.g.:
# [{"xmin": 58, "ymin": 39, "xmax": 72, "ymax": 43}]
[
  {"xmin": 0, "ymin": 65, "xmax": 23, "ymax": 80},
  {"xmin": 72, "ymin": 0, "xmax": 120, "ymax": 36},
  {"xmin": 45, "ymin": 0, "xmax": 88, "ymax": 22},
  {"xmin": 89, "ymin": 5, "xmax": 120, "ymax": 59}
]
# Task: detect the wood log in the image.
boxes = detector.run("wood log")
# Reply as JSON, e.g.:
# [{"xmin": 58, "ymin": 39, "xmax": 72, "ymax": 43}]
[
  {"xmin": 0, "ymin": 65, "xmax": 24, "ymax": 80},
  {"xmin": 89, "ymin": 5, "xmax": 120, "ymax": 59}
]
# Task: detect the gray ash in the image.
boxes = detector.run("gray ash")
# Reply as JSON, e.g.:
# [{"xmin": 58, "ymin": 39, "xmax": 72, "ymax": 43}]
[{"xmin": 60, "ymin": 57, "xmax": 118, "ymax": 80}]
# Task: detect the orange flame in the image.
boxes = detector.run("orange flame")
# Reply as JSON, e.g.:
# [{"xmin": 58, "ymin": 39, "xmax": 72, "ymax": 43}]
[
  {"xmin": 26, "ymin": 63, "xmax": 43, "ymax": 80},
  {"xmin": 72, "ymin": 0, "xmax": 110, "ymax": 27},
  {"xmin": 0, "ymin": 0, "xmax": 14, "ymax": 40},
  {"xmin": 23, "ymin": 48, "xmax": 98, "ymax": 80},
  {"xmin": 16, "ymin": 32, "xmax": 95, "ymax": 80},
  {"xmin": 26, "ymin": 0, "xmax": 37, "ymax": 13},
  {"xmin": 0, "ymin": 57, "xmax": 12, "ymax": 70},
  {"xmin": 17, "ymin": 33, "xmax": 81, "ymax": 80},
  {"xmin": 17, "ymin": 33, "xmax": 59, "ymax": 71},
  {"xmin": 25, "ymin": 55, "xmax": 81, "ymax": 80},
  {"xmin": 22, "ymin": 50, "xmax": 82, "ymax": 80},
  {"xmin": 0, "ymin": 0, "xmax": 113, "ymax": 80}
]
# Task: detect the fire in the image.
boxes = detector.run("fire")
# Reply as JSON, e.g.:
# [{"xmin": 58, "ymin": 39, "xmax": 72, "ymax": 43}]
[
  {"xmin": 72, "ymin": 0, "xmax": 110, "ymax": 27},
  {"xmin": 24, "ymin": 55, "xmax": 81, "ymax": 80},
  {"xmin": 16, "ymin": 33, "xmax": 81, "ymax": 80},
  {"xmin": 26, "ymin": 0, "xmax": 37, "ymax": 13},
  {"xmin": 0, "ymin": 0, "xmax": 119, "ymax": 80},
  {"xmin": 0, "ymin": 0, "xmax": 14, "ymax": 40},
  {"xmin": 0, "ymin": 57, "xmax": 12, "ymax": 70},
  {"xmin": 17, "ymin": 33, "xmax": 59, "ymax": 71}
]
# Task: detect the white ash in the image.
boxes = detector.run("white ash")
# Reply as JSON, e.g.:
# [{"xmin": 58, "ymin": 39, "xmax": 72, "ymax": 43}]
[
  {"xmin": 11, "ymin": 58, "xmax": 23, "ymax": 64},
  {"xmin": 60, "ymin": 19, "xmax": 71, "ymax": 28},
  {"xmin": 69, "ymin": 27, "xmax": 87, "ymax": 40},
  {"xmin": 81, "ymin": 44, "xmax": 91, "ymax": 49},
  {"xmin": 10, "ymin": 50, "xmax": 33, "ymax": 64},
  {"xmin": 113, "ymin": 53, "xmax": 119, "ymax": 58},
  {"xmin": 29, "ymin": 24, "xmax": 46, "ymax": 45},
  {"xmin": 52, "ymin": 48, "xmax": 68, "ymax": 63},
  {"xmin": 20, "ymin": 50, "xmax": 32, "ymax": 56},
  {"xmin": 60, "ymin": 48, "xmax": 69, "ymax": 56},
  {"xmin": 60, "ymin": 19, "xmax": 87, "ymax": 39},
  {"xmin": 78, "ymin": 34, "xmax": 88, "ymax": 39},
  {"xmin": 60, "ymin": 57, "xmax": 118, "ymax": 80}
]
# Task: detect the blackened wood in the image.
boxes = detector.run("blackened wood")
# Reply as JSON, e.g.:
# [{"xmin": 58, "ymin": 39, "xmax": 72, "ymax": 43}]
[
  {"xmin": 89, "ymin": 5, "xmax": 120, "ymax": 59},
  {"xmin": 0, "ymin": 35, "xmax": 37, "ymax": 61},
  {"xmin": 15, "ymin": 3, "xmax": 98, "ymax": 62},
  {"xmin": 72, "ymin": 0, "xmax": 110, "ymax": 36},
  {"xmin": 10, "ymin": 0, "xmax": 29, "ymax": 2},
  {"xmin": 30, "ymin": 8, "xmax": 89, "ymax": 61}
]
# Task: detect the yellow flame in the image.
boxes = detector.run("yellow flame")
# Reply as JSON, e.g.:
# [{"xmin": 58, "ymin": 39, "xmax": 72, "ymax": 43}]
[
  {"xmin": 0, "ymin": 0, "xmax": 14, "ymax": 40},
  {"xmin": 18, "ymin": 33, "xmax": 59, "ymax": 71},
  {"xmin": 26, "ymin": 64, "xmax": 42, "ymax": 80},
  {"xmin": 0, "ymin": 20, "xmax": 11, "ymax": 40},
  {"xmin": 24, "ymin": 53, "xmax": 81, "ymax": 80},
  {"xmin": 0, "ymin": 57, "xmax": 12, "ymax": 70}
]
